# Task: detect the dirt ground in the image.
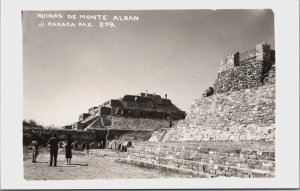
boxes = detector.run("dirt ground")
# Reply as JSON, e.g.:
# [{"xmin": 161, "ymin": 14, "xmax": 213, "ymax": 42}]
[{"xmin": 24, "ymin": 148, "xmax": 192, "ymax": 180}]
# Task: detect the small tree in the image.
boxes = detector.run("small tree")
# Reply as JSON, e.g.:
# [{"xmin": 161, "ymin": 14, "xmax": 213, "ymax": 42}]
[
  {"xmin": 23, "ymin": 119, "xmax": 44, "ymax": 129},
  {"xmin": 28, "ymin": 119, "xmax": 38, "ymax": 127}
]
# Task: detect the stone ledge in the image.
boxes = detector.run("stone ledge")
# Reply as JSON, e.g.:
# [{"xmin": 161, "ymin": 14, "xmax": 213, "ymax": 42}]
[
  {"xmin": 123, "ymin": 152, "xmax": 275, "ymax": 173},
  {"xmin": 116, "ymin": 158, "xmax": 212, "ymax": 178}
]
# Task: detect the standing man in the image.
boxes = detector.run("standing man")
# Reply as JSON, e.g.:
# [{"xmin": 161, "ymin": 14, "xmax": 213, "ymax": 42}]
[{"xmin": 47, "ymin": 132, "xmax": 59, "ymax": 167}]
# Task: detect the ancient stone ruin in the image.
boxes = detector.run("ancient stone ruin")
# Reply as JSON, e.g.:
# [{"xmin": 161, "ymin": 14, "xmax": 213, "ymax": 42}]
[
  {"xmin": 161, "ymin": 43, "xmax": 275, "ymax": 143},
  {"xmin": 62, "ymin": 93, "xmax": 185, "ymax": 144},
  {"xmin": 118, "ymin": 43, "xmax": 276, "ymax": 178},
  {"xmin": 70, "ymin": 93, "xmax": 186, "ymax": 131},
  {"xmin": 23, "ymin": 42, "xmax": 276, "ymax": 178},
  {"xmin": 24, "ymin": 93, "xmax": 185, "ymax": 147},
  {"xmin": 214, "ymin": 43, "xmax": 275, "ymax": 93},
  {"xmin": 23, "ymin": 127, "xmax": 96, "ymax": 146}
]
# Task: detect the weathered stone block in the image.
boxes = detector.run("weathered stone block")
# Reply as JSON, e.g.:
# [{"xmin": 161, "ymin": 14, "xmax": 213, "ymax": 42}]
[
  {"xmin": 266, "ymin": 173, "xmax": 275, "ymax": 178},
  {"xmin": 216, "ymin": 170, "xmax": 225, "ymax": 176},
  {"xmin": 251, "ymin": 172, "xmax": 266, "ymax": 178},
  {"xmin": 192, "ymin": 166, "xmax": 198, "ymax": 171}
]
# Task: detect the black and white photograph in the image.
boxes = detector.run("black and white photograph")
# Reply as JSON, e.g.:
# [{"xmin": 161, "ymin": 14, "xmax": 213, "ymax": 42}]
[
  {"xmin": 1, "ymin": 0, "xmax": 299, "ymax": 189},
  {"xmin": 22, "ymin": 9, "xmax": 276, "ymax": 180}
]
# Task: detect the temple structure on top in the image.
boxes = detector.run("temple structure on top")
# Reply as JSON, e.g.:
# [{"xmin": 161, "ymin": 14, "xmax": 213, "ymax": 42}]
[{"xmin": 69, "ymin": 92, "xmax": 186, "ymax": 131}]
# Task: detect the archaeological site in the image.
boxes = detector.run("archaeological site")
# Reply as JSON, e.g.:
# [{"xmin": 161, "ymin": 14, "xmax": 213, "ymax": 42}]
[
  {"xmin": 118, "ymin": 42, "xmax": 276, "ymax": 178},
  {"xmin": 23, "ymin": 42, "xmax": 275, "ymax": 179}
]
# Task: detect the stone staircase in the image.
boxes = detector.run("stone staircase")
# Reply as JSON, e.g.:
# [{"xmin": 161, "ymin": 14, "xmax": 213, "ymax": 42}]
[
  {"xmin": 117, "ymin": 141, "xmax": 275, "ymax": 178},
  {"xmin": 81, "ymin": 114, "xmax": 99, "ymax": 125}
]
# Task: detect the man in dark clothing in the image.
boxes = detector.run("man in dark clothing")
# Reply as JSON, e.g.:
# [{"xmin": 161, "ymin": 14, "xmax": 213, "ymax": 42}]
[{"xmin": 47, "ymin": 132, "xmax": 59, "ymax": 166}]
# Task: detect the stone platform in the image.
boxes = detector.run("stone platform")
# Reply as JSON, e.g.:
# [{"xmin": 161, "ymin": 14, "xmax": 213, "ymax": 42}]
[{"xmin": 117, "ymin": 141, "xmax": 275, "ymax": 178}]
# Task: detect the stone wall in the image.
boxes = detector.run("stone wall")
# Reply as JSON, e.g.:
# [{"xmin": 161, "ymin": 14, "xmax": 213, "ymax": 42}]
[
  {"xmin": 214, "ymin": 43, "xmax": 275, "ymax": 93},
  {"xmin": 239, "ymin": 48, "xmax": 256, "ymax": 63},
  {"xmin": 162, "ymin": 83, "xmax": 275, "ymax": 142},
  {"xmin": 23, "ymin": 126, "xmax": 152, "ymax": 146},
  {"xmin": 264, "ymin": 65, "xmax": 276, "ymax": 85},
  {"xmin": 92, "ymin": 129, "xmax": 152, "ymax": 143},
  {"xmin": 119, "ymin": 141, "xmax": 275, "ymax": 178},
  {"xmin": 23, "ymin": 126, "xmax": 96, "ymax": 146},
  {"xmin": 111, "ymin": 116, "xmax": 179, "ymax": 131},
  {"xmin": 219, "ymin": 52, "xmax": 240, "ymax": 72},
  {"xmin": 110, "ymin": 108, "xmax": 185, "ymax": 120},
  {"xmin": 79, "ymin": 113, "xmax": 90, "ymax": 121},
  {"xmin": 122, "ymin": 43, "xmax": 276, "ymax": 178},
  {"xmin": 106, "ymin": 130, "xmax": 153, "ymax": 141},
  {"xmin": 213, "ymin": 61, "xmax": 264, "ymax": 93},
  {"xmin": 72, "ymin": 93, "xmax": 186, "ymax": 130}
]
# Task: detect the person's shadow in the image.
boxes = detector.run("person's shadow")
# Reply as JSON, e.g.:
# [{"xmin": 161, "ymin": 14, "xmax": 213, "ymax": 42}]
[
  {"xmin": 38, "ymin": 163, "xmax": 88, "ymax": 167},
  {"xmin": 68, "ymin": 163, "xmax": 88, "ymax": 167},
  {"xmin": 50, "ymin": 164, "xmax": 88, "ymax": 167}
]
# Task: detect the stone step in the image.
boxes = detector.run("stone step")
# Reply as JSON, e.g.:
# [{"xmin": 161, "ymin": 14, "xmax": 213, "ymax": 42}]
[
  {"xmin": 116, "ymin": 158, "xmax": 213, "ymax": 178},
  {"xmin": 120, "ymin": 152, "xmax": 275, "ymax": 178},
  {"xmin": 126, "ymin": 148, "xmax": 275, "ymax": 171},
  {"xmin": 130, "ymin": 147, "xmax": 275, "ymax": 161},
  {"xmin": 81, "ymin": 114, "xmax": 99, "ymax": 124},
  {"xmin": 132, "ymin": 141, "xmax": 274, "ymax": 152},
  {"xmin": 131, "ymin": 144, "xmax": 275, "ymax": 158},
  {"xmin": 128, "ymin": 146, "xmax": 275, "ymax": 162}
]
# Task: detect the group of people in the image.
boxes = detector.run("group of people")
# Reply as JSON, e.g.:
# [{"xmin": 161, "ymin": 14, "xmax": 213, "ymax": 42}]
[{"xmin": 31, "ymin": 132, "xmax": 91, "ymax": 166}]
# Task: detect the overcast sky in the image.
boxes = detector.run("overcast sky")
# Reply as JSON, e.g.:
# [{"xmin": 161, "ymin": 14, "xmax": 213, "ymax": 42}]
[{"xmin": 23, "ymin": 10, "xmax": 274, "ymax": 126}]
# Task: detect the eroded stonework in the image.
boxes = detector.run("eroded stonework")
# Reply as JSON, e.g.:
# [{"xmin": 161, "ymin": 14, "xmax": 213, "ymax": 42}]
[
  {"xmin": 120, "ymin": 43, "xmax": 276, "ymax": 178},
  {"xmin": 69, "ymin": 93, "xmax": 186, "ymax": 131},
  {"xmin": 162, "ymin": 84, "xmax": 275, "ymax": 142},
  {"xmin": 214, "ymin": 43, "xmax": 275, "ymax": 93},
  {"xmin": 151, "ymin": 43, "xmax": 275, "ymax": 143}
]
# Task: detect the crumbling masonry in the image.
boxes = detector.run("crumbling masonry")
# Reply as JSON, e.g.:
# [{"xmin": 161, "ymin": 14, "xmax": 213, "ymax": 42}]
[
  {"xmin": 158, "ymin": 42, "xmax": 276, "ymax": 142},
  {"xmin": 119, "ymin": 43, "xmax": 276, "ymax": 178}
]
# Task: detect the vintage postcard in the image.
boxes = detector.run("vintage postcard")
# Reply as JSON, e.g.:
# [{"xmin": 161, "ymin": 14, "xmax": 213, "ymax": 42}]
[{"xmin": 1, "ymin": 0, "xmax": 299, "ymax": 189}]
